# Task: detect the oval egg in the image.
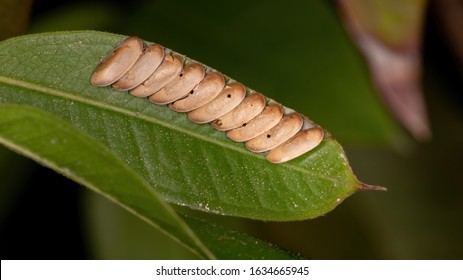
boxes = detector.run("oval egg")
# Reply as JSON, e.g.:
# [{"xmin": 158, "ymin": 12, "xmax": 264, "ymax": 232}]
[
  {"xmin": 149, "ymin": 63, "xmax": 205, "ymax": 105},
  {"xmin": 226, "ymin": 104, "xmax": 284, "ymax": 142},
  {"xmin": 246, "ymin": 112, "xmax": 303, "ymax": 153},
  {"xmin": 91, "ymin": 37, "xmax": 143, "ymax": 87},
  {"xmin": 112, "ymin": 44, "xmax": 165, "ymax": 91},
  {"xmin": 169, "ymin": 72, "xmax": 225, "ymax": 112},
  {"xmin": 266, "ymin": 127, "xmax": 324, "ymax": 163},
  {"xmin": 130, "ymin": 54, "xmax": 183, "ymax": 97},
  {"xmin": 212, "ymin": 93, "xmax": 266, "ymax": 131},
  {"xmin": 188, "ymin": 83, "xmax": 246, "ymax": 124}
]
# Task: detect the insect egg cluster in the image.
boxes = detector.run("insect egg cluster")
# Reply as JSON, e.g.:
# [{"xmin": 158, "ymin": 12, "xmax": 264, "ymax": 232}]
[{"xmin": 91, "ymin": 36, "xmax": 324, "ymax": 163}]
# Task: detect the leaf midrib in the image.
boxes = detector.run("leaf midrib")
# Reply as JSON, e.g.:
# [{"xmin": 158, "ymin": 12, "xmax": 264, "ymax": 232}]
[{"xmin": 0, "ymin": 74, "xmax": 336, "ymax": 182}]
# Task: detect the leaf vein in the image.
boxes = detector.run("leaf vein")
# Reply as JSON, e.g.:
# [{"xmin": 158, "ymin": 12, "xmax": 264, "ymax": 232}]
[{"xmin": 0, "ymin": 75, "xmax": 334, "ymax": 181}]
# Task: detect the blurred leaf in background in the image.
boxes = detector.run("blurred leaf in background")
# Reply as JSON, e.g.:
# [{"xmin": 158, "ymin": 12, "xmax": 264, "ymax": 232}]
[
  {"xmin": 84, "ymin": 183, "xmax": 198, "ymax": 260},
  {"xmin": 338, "ymin": 0, "xmax": 431, "ymax": 141},
  {"xmin": 1, "ymin": 0, "xmax": 462, "ymax": 259}
]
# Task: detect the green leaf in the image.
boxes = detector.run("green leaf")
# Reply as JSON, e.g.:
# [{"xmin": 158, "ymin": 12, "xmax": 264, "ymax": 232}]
[
  {"xmin": 83, "ymin": 190, "xmax": 201, "ymax": 259},
  {"xmin": 84, "ymin": 191, "xmax": 299, "ymax": 259},
  {"xmin": 0, "ymin": 105, "xmax": 301, "ymax": 259},
  {"xmin": 0, "ymin": 104, "xmax": 213, "ymax": 259},
  {"xmin": 183, "ymin": 216, "xmax": 302, "ymax": 260},
  {"xmin": 0, "ymin": 31, "xmax": 366, "ymax": 221}
]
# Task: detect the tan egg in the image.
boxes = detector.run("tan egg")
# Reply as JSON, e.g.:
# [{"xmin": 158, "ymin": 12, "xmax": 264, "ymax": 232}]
[
  {"xmin": 188, "ymin": 83, "xmax": 246, "ymax": 124},
  {"xmin": 112, "ymin": 44, "xmax": 165, "ymax": 91},
  {"xmin": 130, "ymin": 54, "xmax": 183, "ymax": 97},
  {"xmin": 226, "ymin": 104, "xmax": 284, "ymax": 142},
  {"xmin": 245, "ymin": 113, "xmax": 303, "ymax": 153},
  {"xmin": 266, "ymin": 127, "xmax": 324, "ymax": 163},
  {"xmin": 211, "ymin": 93, "xmax": 266, "ymax": 131},
  {"xmin": 91, "ymin": 37, "xmax": 143, "ymax": 87},
  {"xmin": 149, "ymin": 63, "xmax": 205, "ymax": 105},
  {"xmin": 169, "ymin": 72, "xmax": 225, "ymax": 112}
]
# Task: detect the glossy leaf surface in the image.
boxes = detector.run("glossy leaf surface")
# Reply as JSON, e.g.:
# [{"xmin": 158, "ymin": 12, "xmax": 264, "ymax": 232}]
[{"xmin": 0, "ymin": 31, "xmax": 362, "ymax": 221}]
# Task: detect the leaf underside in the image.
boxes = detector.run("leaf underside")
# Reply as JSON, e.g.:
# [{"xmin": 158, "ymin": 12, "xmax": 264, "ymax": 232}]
[
  {"xmin": 0, "ymin": 104, "xmax": 213, "ymax": 259},
  {"xmin": 0, "ymin": 31, "xmax": 361, "ymax": 221}
]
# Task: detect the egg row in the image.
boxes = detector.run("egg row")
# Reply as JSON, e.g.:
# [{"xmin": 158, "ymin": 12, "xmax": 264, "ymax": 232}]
[{"xmin": 90, "ymin": 37, "xmax": 324, "ymax": 163}]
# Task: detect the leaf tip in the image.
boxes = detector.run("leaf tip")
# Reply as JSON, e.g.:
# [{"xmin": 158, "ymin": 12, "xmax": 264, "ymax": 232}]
[{"xmin": 358, "ymin": 182, "xmax": 387, "ymax": 192}]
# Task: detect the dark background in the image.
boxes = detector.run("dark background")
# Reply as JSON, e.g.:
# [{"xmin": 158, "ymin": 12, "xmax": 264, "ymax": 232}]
[{"xmin": 1, "ymin": 0, "xmax": 462, "ymax": 259}]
